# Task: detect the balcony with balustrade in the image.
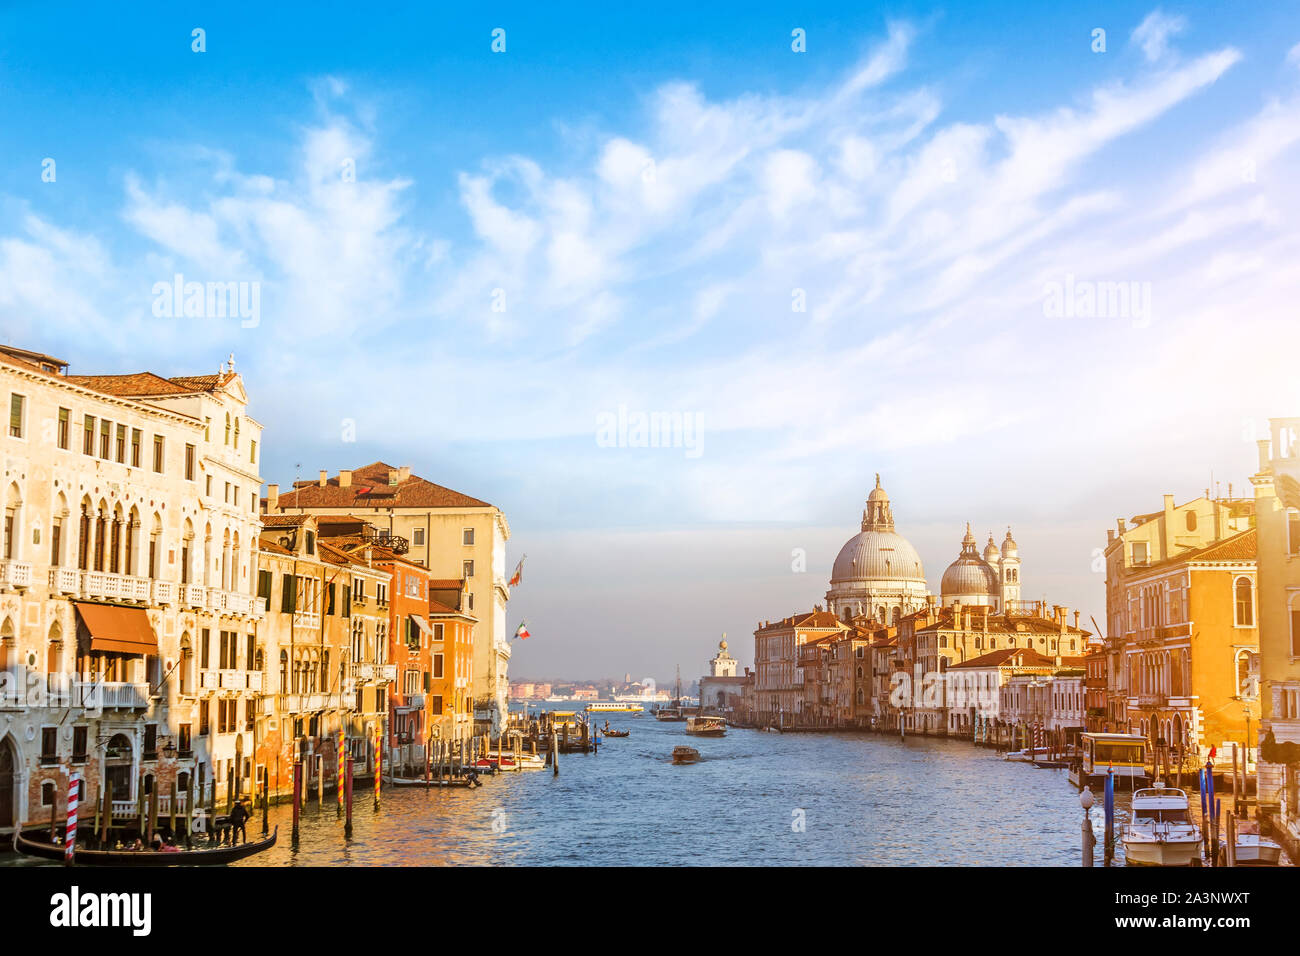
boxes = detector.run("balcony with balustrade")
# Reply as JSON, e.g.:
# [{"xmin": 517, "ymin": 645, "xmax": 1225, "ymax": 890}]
[
  {"xmin": 199, "ymin": 669, "xmax": 265, "ymax": 692},
  {"xmin": 0, "ymin": 560, "xmax": 32, "ymax": 589}
]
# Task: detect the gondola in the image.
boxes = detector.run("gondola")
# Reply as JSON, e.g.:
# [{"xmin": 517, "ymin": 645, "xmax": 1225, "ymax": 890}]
[
  {"xmin": 602, "ymin": 729, "xmax": 630, "ymax": 738},
  {"xmin": 13, "ymin": 825, "xmax": 277, "ymax": 866}
]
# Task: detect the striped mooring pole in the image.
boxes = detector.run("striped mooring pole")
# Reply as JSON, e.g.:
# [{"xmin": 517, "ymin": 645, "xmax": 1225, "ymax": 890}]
[
  {"xmin": 373, "ymin": 730, "xmax": 381, "ymax": 810},
  {"xmin": 64, "ymin": 773, "xmax": 81, "ymax": 864},
  {"xmin": 337, "ymin": 728, "xmax": 345, "ymax": 814}
]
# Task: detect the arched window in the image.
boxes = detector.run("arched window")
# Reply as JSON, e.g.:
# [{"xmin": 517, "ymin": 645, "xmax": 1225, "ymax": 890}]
[
  {"xmin": 1234, "ymin": 576, "xmax": 1254, "ymax": 627},
  {"xmin": 1237, "ymin": 650, "xmax": 1259, "ymax": 699},
  {"xmin": 279, "ymin": 650, "xmax": 289, "ymax": 693}
]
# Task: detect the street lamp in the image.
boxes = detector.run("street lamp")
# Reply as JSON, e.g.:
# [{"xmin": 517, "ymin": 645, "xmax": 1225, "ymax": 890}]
[{"xmin": 1080, "ymin": 787, "xmax": 1097, "ymax": 867}]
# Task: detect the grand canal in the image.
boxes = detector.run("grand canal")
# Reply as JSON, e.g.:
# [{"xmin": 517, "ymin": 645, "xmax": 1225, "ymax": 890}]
[
  {"xmin": 225, "ymin": 715, "xmax": 1134, "ymax": 867},
  {"xmin": 0, "ymin": 712, "xmax": 1159, "ymax": 867}
]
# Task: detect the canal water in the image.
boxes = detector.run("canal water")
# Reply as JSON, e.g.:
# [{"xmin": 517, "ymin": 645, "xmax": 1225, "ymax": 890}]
[{"xmin": 225, "ymin": 715, "xmax": 1138, "ymax": 867}]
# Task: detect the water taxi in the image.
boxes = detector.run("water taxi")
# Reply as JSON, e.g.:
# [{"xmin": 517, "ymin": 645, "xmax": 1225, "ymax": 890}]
[
  {"xmin": 685, "ymin": 716, "xmax": 726, "ymax": 737},
  {"xmin": 1069, "ymin": 732, "xmax": 1148, "ymax": 787},
  {"xmin": 671, "ymin": 746, "xmax": 701, "ymax": 765},
  {"xmin": 1122, "ymin": 784, "xmax": 1202, "ymax": 866},
  {"xmin": 586, "ymin": 701, "xmax": 644, "ymax": 713}
]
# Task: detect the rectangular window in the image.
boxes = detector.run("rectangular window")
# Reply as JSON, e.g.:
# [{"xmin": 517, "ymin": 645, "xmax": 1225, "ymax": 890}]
[
  {"xmin": 433, "ymin": 654, "xmax": 444, "ymax": 679},
  {"xmin": 83, "ymin": 414, "xmax": 95, "ymax": 455},
  {"xmin": 114, "ymin": 423, "xmax": 126, "ymax": 463},
  {"xmin": 1292, "ymin": 609, "xmax": 1300, "ymax": 657},
  {"xmin": 224, "ymin": 481, "xmax": 230, "ymax": 503},
  {"xmin": 257, "ymin": 569, "xmax": 272, "ymax": 602},
  {"xmin": 57, "ymin": 407, "xmax": 69, "ymax": 449},
  {"xmin": 1132, "ymin": 542, "xmax": 1149, "ymax": 566},
  {"xmin": 40, "ymin": 726, "xmax": 56, "ymax": 764},
  {"xmin": 281, "ymin": 574, "xmax": 296, "ymax": 614},
  {"xmin": 152, "ymin": 435, "xmax": 164, "ymax": 473},
  {"xmin": 431, "ymin": 695, "xmax": 443, "ymax": 716},
  {"xmin": 413, "ymin": 528, "xmax": 425, "ymax": 546},
  {"xmin": 432, "ymin": 622, "xmax": 444, "ymax": 642},
  {"xmin": 462, "ymin": 528, "xmax": 474, "ymax": 546},
  {"xmin": 205, "ymin": 475, "xmax": 212, "ymax": 497},
  {"xmin": 200, "ymin": 628, "xmax": 211, "ymax": 670},
  {"xmin": 352, "ymin": 579, "xmax": 365, "ymax": 602},
  {"xmin": 326, "ymin": 582, "xmax": 336, "ymax": 616},
  {"xmin": 143, "ymin": 723, "xmax": 158, "ymax": 760},
  {"xmin": 72, "ymin": 726, "xmax": 88, "ymax": 763},
  {"xmin": 8, "ymin": 393, "xmax": 24, "ymax": 438},
  {"xmin": 99, "ymin": 419, "xmax": 110, "ymax": 458},
  {"xmin": 130, "ymin": 428, "xmax": 141, "ymax": 467},
  {"xmin": 185, "ymin": 443, "xmax": 196, "ymax": 480},
  {"xmin": 249, "ymin": 439, "xmax": 257, "ymax": 464},
  {"xmin": 463, "ymin": 560, "xmax": 474, "ymax": 578},
  {"xmin": 178, "ymin": 723, "xmax": 192, "ymax": 756}
]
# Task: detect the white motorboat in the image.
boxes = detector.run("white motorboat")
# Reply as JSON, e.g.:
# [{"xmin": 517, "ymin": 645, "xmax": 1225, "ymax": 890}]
[
  {"xmin": 1123, "ymin": 784, "xmax": 1202, "ymax": 867},
  {"xmin": 1234, "ymin": 821, "xmax": 1282, "ymax": 865}
]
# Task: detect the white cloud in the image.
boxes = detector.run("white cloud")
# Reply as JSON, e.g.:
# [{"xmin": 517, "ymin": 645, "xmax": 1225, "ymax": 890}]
[{"xmin": 1131, "ymin": 9, "xmax": 1188, "ymax": 62}]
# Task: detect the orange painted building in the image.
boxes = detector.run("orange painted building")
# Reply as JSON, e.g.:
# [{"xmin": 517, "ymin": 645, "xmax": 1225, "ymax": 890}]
[
  {"xmin": 374, "ymin": 552, "xmax": 435, "ymax": 773},
  {"xmin": 428, "ymin": 579, "xmax": 476, "ymax": 744}
]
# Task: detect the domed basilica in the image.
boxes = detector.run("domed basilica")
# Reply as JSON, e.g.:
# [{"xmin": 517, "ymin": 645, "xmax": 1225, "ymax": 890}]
[
  {"xmin": 826, "ymin": 476, "xmax": 1025, "ymax": 623},
  {"xmin": 825, "ymin": 475, "xmax": 929, "ymax": 624}
]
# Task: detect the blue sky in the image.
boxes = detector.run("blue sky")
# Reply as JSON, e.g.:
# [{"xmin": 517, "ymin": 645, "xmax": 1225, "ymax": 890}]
[{"xmin": 2, "ymin": 2, "xmax": 1298, "ymax": 680}]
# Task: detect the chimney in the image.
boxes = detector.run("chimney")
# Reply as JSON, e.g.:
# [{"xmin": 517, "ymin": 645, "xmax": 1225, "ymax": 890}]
[
  {"xmin": 398, "ymin": 465, "xmax": 411, "ymax": 483},
  {"xmin": 1106, "ymin": 529, "xmax": 1114, "ymax": 545},
  {"xmin": 1116, "ymin": 518, "xmax": 1126, "ymax": 536},
  {"xmin": 318, "ymin": 469, "xmax": 328, "ymax": 488},
  {"xmin": 1073, "ymin": 610, "xmax": 1080, "ymax": 630},
  {"xmin": 267, "ymin": 484, "xmax": 279, "ymax": 511},
  {"xmin": 339, "ymin": 470, "xmax": 352, "ymax": 488}
]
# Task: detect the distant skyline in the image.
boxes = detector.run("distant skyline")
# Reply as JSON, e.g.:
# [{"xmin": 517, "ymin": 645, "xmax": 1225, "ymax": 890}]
[{"xmin": 2, "ymin": 2, "xmax": 1297, "ymax": 677}]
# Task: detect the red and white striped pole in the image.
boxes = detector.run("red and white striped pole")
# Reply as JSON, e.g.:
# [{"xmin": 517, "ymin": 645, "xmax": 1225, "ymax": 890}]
[{"xmin": 63, "ymin": 774, "xmax": 81, "ymax": 864}]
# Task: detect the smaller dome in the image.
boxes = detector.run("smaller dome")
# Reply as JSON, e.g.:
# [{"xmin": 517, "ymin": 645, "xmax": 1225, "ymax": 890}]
[
  {"xmin": 941, "ymin": 523, "xmax": 999, "ymax": 598},
  {"xmin": 983, "ymin": 533, "xmax": 1000, "ymax": 563},
  {"xmin": 867, "ymin": 473, "xmax": 889, "ymax": 502},
  {"xmin": 1002, "ymin": 527, "xmax": 1019, "ymax": 557}
]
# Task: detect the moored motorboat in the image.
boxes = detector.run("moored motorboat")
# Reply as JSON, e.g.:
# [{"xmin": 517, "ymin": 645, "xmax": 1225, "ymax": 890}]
[
  {"xmin": 13, "ymin": 825, "xmax": 277, "ymax": 866},
  {"xmin": 685, "ymin": 716, "xmax": 726, "ymax": 737},
  {"xmin": 1234, "ymin": 821, "xmax": 1282, "ymax": 865},
  {"xmin": 1122, "ymin": 784, "xmax": 1202, "ymax": 866},
  {"xmin": 671, "ymin": 746, "xmax": 701, "ymax": 764}
]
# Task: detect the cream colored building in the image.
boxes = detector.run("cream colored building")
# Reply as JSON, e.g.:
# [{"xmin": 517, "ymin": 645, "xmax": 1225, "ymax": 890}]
[
  {"xmin": 1252, "ymin": 418, "xmax": 1300, "ymax": 837},
  {"xmin": 265, "ymin": 462, "xmax": 512, "ymax": 732},
  {"xmin": 0, "ymin": 346, "xmax": 264, "ymax": 833}
]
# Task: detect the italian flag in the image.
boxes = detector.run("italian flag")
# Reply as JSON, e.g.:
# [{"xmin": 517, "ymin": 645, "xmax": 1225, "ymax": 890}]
[
  {"xmin": 513, "ymin": 621, "xmax": 531, "ymax": 640},
  {"xmin": 509, "ymin": 555, "xmax": 526, "ymax": 587}
]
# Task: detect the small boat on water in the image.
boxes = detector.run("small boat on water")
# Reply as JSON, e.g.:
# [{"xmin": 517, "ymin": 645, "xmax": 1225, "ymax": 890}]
[
  {"xmin": 602, "ymin": 729, "xmax": 630, "ymax": 738},
  {"xmin": 391, "ymin": 774, "xmax": 478, "ymax": 787},
  {"xmin": 672, "ymin": 746, "xmax": 701, "ymax": 765},
  {"xmin": 13, "ymin": 826, "xmax": 278, "ymax": 866},
  {"xmin": 482, "ymin": 752, "xmax": 547, "ymax": 771},
  {"xmin": 1123, "ymin": 784, "xmax": 1202, "ymax": 867},
  {"xmin": 685, "ymin": 716, "xmax": 726, "ymax": 737},
  {"xmin": 656, "ymin": 667, "xmax": 689, "ymax": 721},
  {"xmin": 1234, "ymin": 821, "xmax": 1282, "ymax": 865}
]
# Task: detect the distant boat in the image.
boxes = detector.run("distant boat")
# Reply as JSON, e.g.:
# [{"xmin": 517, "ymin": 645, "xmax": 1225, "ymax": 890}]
[
  {"xmin": 656, "ymin": 666, "xmax": 689, "ymax": 721},
  {"xmin": 672, "ymin": 746, "xmax": 701, "ymax": 765},
  {"xmin": 586, "ymin": 701, "xmax": 644, "ymax": 713},
  {"xmin": 685, "ymin": 716, "xmax": 726, "ymax": 737}
]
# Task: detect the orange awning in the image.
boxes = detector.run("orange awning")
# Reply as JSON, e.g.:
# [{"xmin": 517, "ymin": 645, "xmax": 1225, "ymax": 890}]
[{"xmin": 74, "ymin": 602, "xmax": 158, "ymax": 656}]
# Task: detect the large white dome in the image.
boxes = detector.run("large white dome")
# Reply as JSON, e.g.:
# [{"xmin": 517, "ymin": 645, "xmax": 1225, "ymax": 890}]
[{"xmin": 831, "ymin": 530, "xmax": 926, "ymax": 583}]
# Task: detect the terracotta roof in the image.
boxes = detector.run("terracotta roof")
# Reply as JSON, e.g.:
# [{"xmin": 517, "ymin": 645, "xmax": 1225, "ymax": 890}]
[
  {"xmin": 1187, "ymin": 528, "xmax": 1257, "ymax": 564},
  {"xmin": 273, "ymin": 461, "xmax": 493, "ymax": 511},
  {"xmin": 949, "ymin": 647, "xmax": 1058, "ymax": 670},
  {"xmin": 256, "ymin": 539, "xmax": 295, "ymax": 557},
  {"xmin": 428, "ymin": 579, "xmax": 465, "ymax": 590},
  {"xmin": 261, "ymin": 514, "xmax": 310, "ymax": 528},
  {"xmin": 755, "ymin": 610, "xmax": 845, "ymax": 633}
]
